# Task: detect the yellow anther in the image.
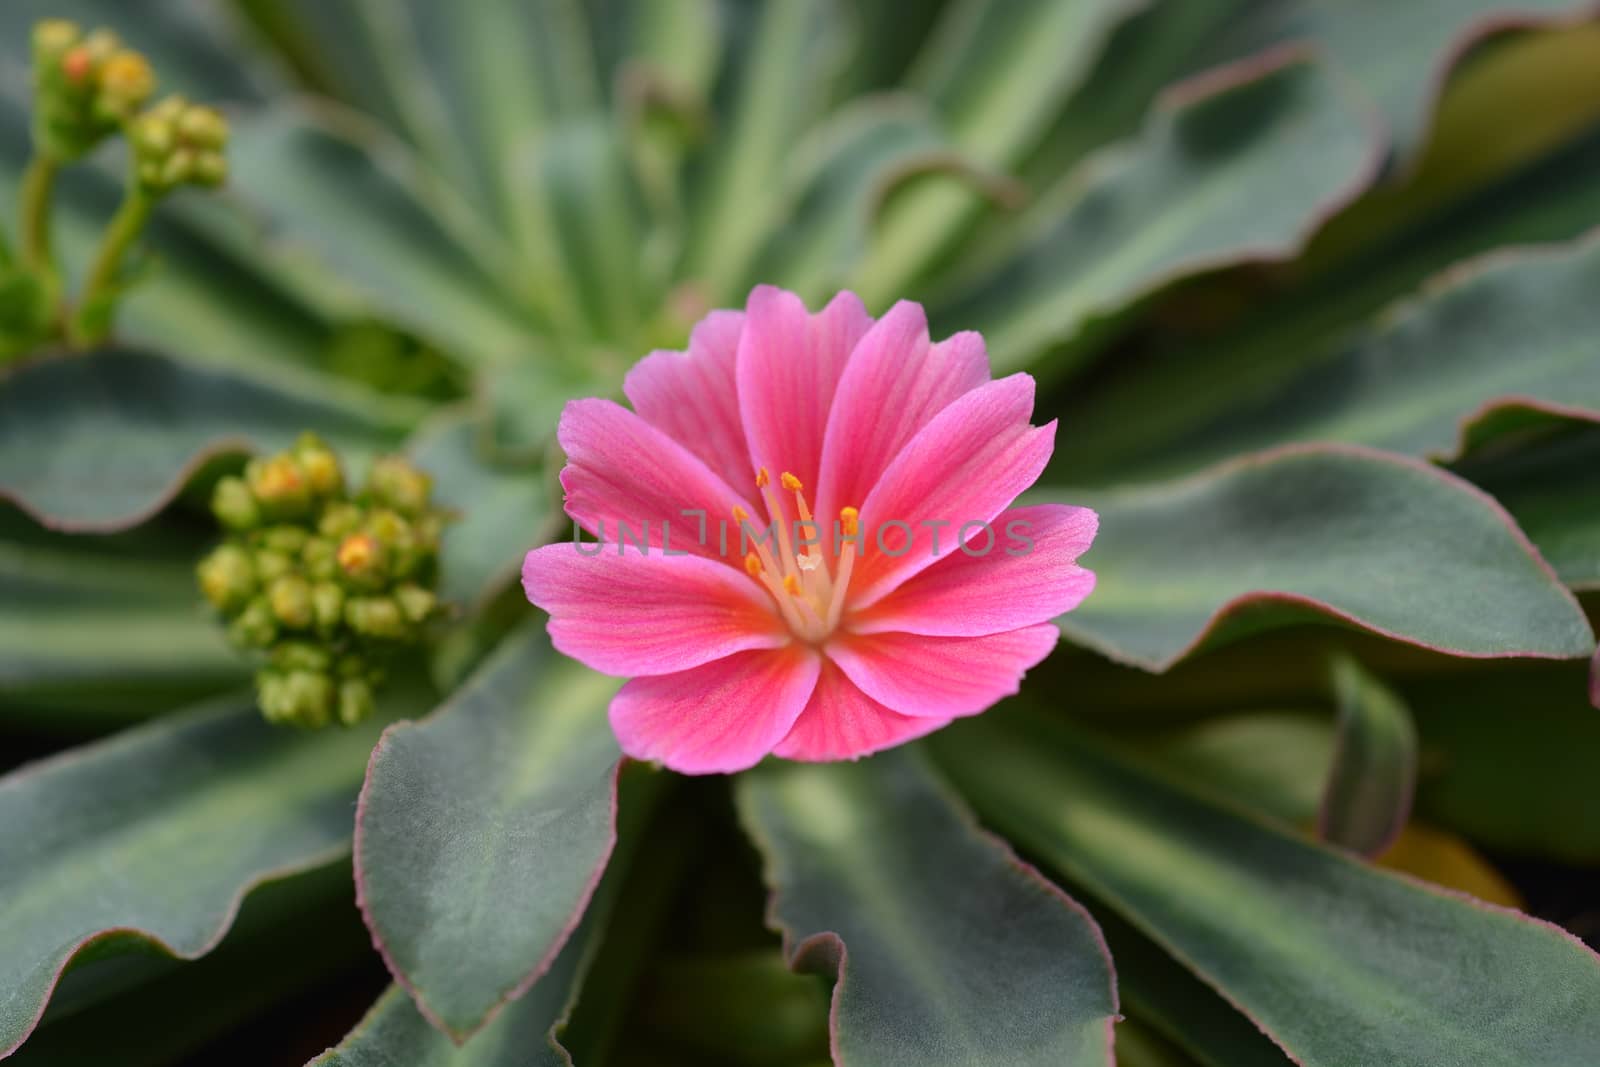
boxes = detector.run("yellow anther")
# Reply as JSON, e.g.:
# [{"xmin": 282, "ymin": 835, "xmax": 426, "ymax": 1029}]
[
  {"xmin": 732, "ymin": 505, "xmax": 749, "ymax": 523},
  {"xmin": 840, "ymin": 507, "xmax": 860, "ymax": 537},
  {"xmin": 744, "ymin": 552, "xmax": 762, "ymax": 578},
  {"xmin": 783, "ymin": 574, "xmax": 802, "ymax": 596},
  {"xmin": 780, "ymin": 471, "xmax": 803, "ymax": 492},
  {"xmin": 755, "ymin": 467, "xmax": 770, "ymax": 488}
]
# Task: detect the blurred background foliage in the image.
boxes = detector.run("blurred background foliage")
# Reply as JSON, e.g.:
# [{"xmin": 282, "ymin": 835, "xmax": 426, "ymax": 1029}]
[{"xmin": 2, "ymin": 2, "xmax": 1600, "ymax": 1065}]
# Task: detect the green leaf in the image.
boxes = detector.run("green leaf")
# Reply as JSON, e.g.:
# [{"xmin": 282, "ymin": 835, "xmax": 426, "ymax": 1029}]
[
  {"xmin": 680, "ymin": 0, "xmax": 847, "ymax": 302},
  {"xmin": 1213, "ymin": 0, "xmax": 1592, "ymax": 159},
  {"xmin": 1050, "ymin": 25, "xmax": 1600, "ymax": 486},
  {"xmin": 0, "ymin": 505, "xmax": 243, "ymax": 721},
  {"xmin": 0, "ymin": 347, "xmax": 403, "ymax": 530},
  {"xmin": 1098, "ymin": 909, "xmax": 1290, "ymax": 1067},
  {"xmin": 1051, "ymin": 446, "xmax": 1594, "ymax": 669},
  {"xmin": 354, "ymin": 625, "xmax": 623, "ymax": 1041},
  {"xmin": 320, "ymin": 763, "xmax": 666, "ymax": 1066},
  {"xmin": 937, "ymin": 708, "xmax": 1600, "ymax": 1067},
  {"xmin": 13, "ymin": 863, "xmax": 372, "ymax": 1067},
  {"xmin": 226, "ymin": 107, "xmax": 537, "ymax": 366},
  {"xmin": 1462, "ymin": 426, "xmax": 1600, "ymax": 590},
  {"xmin": 856, "ymin": 0, "xmax": 1138, "ymax": 302},
  {"xmin": 735, "ymin": 748, "xmax": 1118, "ymax": 1067},
  {"xmin": 406, "ymin": 412, "xmax": 550, "ymax": 607},
  {"xmin": 1068, "ymin": 235, "xmax": 1600, "ymax": 479},
  {"xmin": 0, "ymin": 693, "xmax": 393, "ymax": 1058},
  {"xmin": 934, "ymin": 55, "xmax": 1376, "ymax": 374},
  {"xmin": 1404, "ymin": 661, "xmax": 1600, "ymax": 864},
  {"xmin": 1317, "ymin": 656, "xmax": 1417, "ymax": 856}
]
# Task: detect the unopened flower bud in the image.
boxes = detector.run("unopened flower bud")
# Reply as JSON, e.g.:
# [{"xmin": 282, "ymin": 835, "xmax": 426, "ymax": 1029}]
[
  {"xmin": 345, "ymin": 595, "xmax": 407, "ymax": 639},
  {"xmin": 227, "ymin": 596, "xmax": 277, "ymax": 649},
  {"xmin": 259, "ymin": 667, "xmax": 334, "ymax": 728},
  {"xmin": 32, "ymin": 20, "xmax": 80, "ymax": 64},
  {"xmin": 368, "ymin": 455, "xmax": 433, "ymax": 516},
  {"xmin": 337, "ymin": 678, "xmax": 376, "ymax": 726},
  {"xmin": 177, "ymin": 105, "xmax": 228, "ymax": 150},
  {"xmin": 271, "ymin": 640, "xmax": 331, "ymax": 674},
  {"xmin": 260, "ymin": 524, "xmax": 309, "ymax": 554},
  {"xmin": 197, "ymin": 544, "xmax": 255, "ymax": 612},
  {"xmin": 211, "ymin": 475, "xmax": 260, "ymax": 530},
  {"xmin": 364, "ymin": 509, "xmax": 422, "ymax": 577},
  {"xmin": 95, "ymin": 49, "xmax": 154, "ymax": 121},
  {"xmin": 253, "ymin": 548, "xmax": 293, "ymax": 583},
  {"xmin": 318, "ymin": 502, "xmax": 362, "ymax": 539},
  {"xmin": 268, "ymin": 574, "xmax": 314, "ymax": 629},
  {"xmin": 311, "ymin": 581, "xmax": 344, "ymax": 633},
  {"xmin": 336, "ymin": 531, "xmax": 388, "ymax": 589},
  {"xmin": 302, "ymin": 536, "xmax": 337, "ymax": 581},
  {"xmin": 245, "ymin": 454, "xmax": 311, "ymax": 519},
  {"xmin": 293, "ymin": 433, "xmax": 343, "ymax": 497},
  {"xmin": 394, "ymin": 583, "xmax": 437, "ymax": 624}
]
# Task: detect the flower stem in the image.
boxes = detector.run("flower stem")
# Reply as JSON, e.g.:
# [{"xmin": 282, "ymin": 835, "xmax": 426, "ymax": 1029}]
[
  {"xmin": 71, "ymin": 186, "xmax": 153, "ymax": 346},
  {"xmin": 19, "ymin": 154, "xmax": 58, "ymax": 272}
]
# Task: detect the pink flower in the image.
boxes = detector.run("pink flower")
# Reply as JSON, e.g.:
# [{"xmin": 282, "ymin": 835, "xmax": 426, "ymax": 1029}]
[{"xmin": 522, "ymin": 287, "xmax": 1097, "ymax": 774}]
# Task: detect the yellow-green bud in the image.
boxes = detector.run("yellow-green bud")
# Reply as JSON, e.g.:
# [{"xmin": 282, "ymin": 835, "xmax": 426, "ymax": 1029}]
[
  {"xmin": 368, "ymin": 455, "xmax": 433, "ymax": 515},
  {"xmin": 338, "ymin": 678, "xmax": 376, "ymax": 726},
  {"xmin": 272, "ymin": 640, "xmax": 331, "ymax": 673},
  {"xmin": 191, "ymin": 152, "xmax": 227, "ymax": 187},
  {"xmin": 394, "ymin": 583, "xmax": 437, "ymax": 625},
  {"xmin": 246, "ymin": 454, "xmax": 311, "ymax": 519},
  {"xmin": 345, "ymin": 595, "xmax": 407, "ymax": 639},
  {"xmin": 227, "ymin": 597, "xmax": 277, "ymax": 649},
  {"xmin": 260, "ymin": 668, "xmax": 334, "ymax": 728},
  {"xmin": 197, "ymin": 544, "xmax": 255, "ymax": 612},
  {"xmin": 311, "ymin": 581, "xmax": 344, "ymax": 633},
  {"xmin": 253, "ymin": 548, "xmax": 293, "ymax": 583},
  {"xmin": 33, "ymin": 20, "xmax": 80, "ymax": 63},
  {"xmin": 260, "ymin": 524, "xmax": 309, "ymax": 554},
  {"xmin": 365, "ymin": 509, "xmax": 424, "ymax": 578},
  {"xmin": 302, "ymin": 536, "xmax": 337, "ymax": 581},
  {"xmin": 211, "ymin": 475, "xmax": 260, "ymax": 530},
  {"xmin": 319, "ymin": 502, "xmax": 362, "ymax": 539},
  {"xmin": 177, "ymin": 104, "xmax": 228, "ymax": 150},
  {"xmin": 336, "ymin": 531, "xmax": 388, "ymax": 589},
  {"xmin": 94, "ymin": 49, "xmax": 154, "ymax": 121},
  {"xmin": 293, "ymin": 433, "xmax": 344, "ymax": 497},
  {"xmin": 268, "ymin": 574, "xmax": 314, "ymax": 629}
]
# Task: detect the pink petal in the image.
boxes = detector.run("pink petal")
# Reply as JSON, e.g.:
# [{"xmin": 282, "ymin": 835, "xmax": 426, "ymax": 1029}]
[
  {"xmin": 815, "ymin": 304, "xmax": 990, "ymax": 524},
  {"xmin": 609, "ymin": 646, "xmax": 823, "ymax": 774},
  {"xmin": 523, "ymin": 543, "xmax": 788, "ymax": 676},
  {"xmin": 850, "ymin": 505, "xmax": 1098, "ymax": 637},
  {"xmin": 849, "ymin": 375, "xmax": 1056, "ymax": 607},
  {"xmin": 737, "ymin": 287, "xmax": 872, "ymax": 515},
  {"xmin": 623, "ymin": 311, "xmax": 752, "ymax": 493},
  {"xmin": 773, "ymin": 659, "xmax": 953, "ymax": 761},
  {"xmin": 825, "ymin": 625, "xmax": 1060, "ymax": 719},
  {"xmin": 557, "ymin": 397, "xmax": 758, "ymax": 561}
]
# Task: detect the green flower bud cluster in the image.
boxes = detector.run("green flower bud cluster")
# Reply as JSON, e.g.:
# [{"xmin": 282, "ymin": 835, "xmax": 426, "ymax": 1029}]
[
  {"xmin": 31, "ymin": 20, "xmax": 155, "ymax": 161},
  {"xmin": 129, "ymin": 95, "xmax": 229, "ymax": 193},
  {"xmin": 197, "ymin": 433, "xmax": 447, "ymax": 728}
]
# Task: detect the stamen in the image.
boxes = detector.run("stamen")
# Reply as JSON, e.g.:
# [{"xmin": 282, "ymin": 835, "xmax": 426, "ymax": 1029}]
[
  {"xmin": 825, "ymin": 506, "xmax": 859, "ymax": 632},
  {"xmin": 732, "ymin": 504, "xmax": 749, "ymax": 522},
  {"xmin": 783, "ymin": 574, "xmax": 802, "ymax": 596},
  {"xmin": 755, "ymin": 467, "xmax": 770, "ymax": 488},
  {"xmin": 780, "ymin": 472, "xmax": 803, "ymax": 492},
  {"xmin": 744, "ymin": 551, "xmax": 762, "ymax": 578}
]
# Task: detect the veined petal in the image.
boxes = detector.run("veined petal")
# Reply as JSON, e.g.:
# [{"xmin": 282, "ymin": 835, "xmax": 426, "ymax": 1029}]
[
  {"xmin": 523, "ymin": 543, "xmax": 788, "ymax": 676},
  {"xmin": 851, "ymin": 505, "xmax": 1098, "ymax": 637},
  {"xmin": 850, "ymin": 375, "xmax": 1055, "ymax": 606},
  {"xmin": 816, "ymin": 307, "xmax": 990, "ymax": 525},
  {"xmin": 826, "ymin": 625, "xmax": 1060, "ymax": 719},
  {"xmin": 557, "ymin": 397, "xmax": 758, "ymax": 560},
  {"xmin": 624, "ymin": 310, "xmax": 751, "ymax": 493},
  {"xmin": 773, "ymin": 659, "xmax": 953, "ymax": 761},
  {"xmin": 738, "ymin": 286, "xmax": 872, "ymax": 516},
  {"xmin": 610, "ymin": 646, "xmax": 823, "ymax": 774}
]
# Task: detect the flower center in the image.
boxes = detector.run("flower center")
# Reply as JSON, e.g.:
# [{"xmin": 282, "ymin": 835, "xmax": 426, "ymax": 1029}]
[{"xmin": 736, "ymin": 468, "xmax": 858, "ymax": 643}]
